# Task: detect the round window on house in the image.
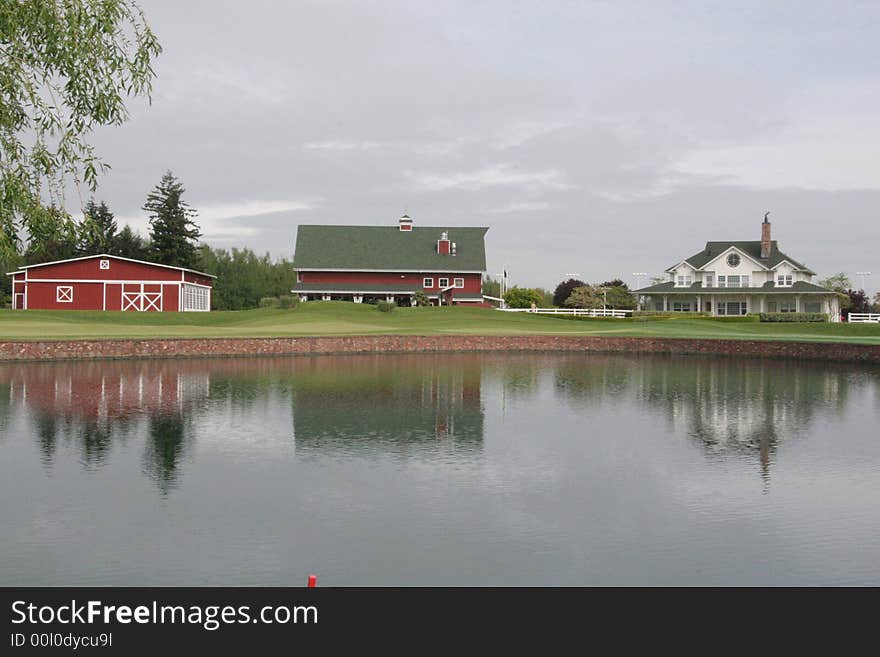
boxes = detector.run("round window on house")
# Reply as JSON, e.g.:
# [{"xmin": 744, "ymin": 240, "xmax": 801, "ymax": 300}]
[{"xmin": 726, "ymin": 253, "xmax": 740, "ymax": 267}]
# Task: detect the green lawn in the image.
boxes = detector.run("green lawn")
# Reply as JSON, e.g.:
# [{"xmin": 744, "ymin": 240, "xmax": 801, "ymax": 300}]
[{"xmin": 1, "ymin": 303, "xmax": 879, "ymax": 344}]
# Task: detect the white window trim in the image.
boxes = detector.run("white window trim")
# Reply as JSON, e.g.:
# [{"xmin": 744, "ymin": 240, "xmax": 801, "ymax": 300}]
[
  {"xmin": 776, "ymin": 275, "xmax": 793, "ymax": 287},
  {"xmin": 675, "ymin": 275, "xmax": 693, "ymax": 288},
  {"xmin": 99, "ymin": 259, "xmax": 110, "ymax": 270},
  {"xmin": 423, "ymin": 277, "xmax": 433, "ymax": 288},
  {"xmin": 438, "ymin": 277, "xmax": 450, "ymax": 288},
  {"xmin": 56, "ymin": 285, "xmax": 73, "ymax": 303},
  {"xmin": 453, "ymin": 277, "xmax": 464, "ymax": 288}
]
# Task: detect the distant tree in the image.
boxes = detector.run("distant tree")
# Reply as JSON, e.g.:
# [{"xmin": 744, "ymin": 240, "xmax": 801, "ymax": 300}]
[
  {"xmin": 564, "ymin": 285, "xmax": 603, "ymax": 309},
  {"xmin": 873, "ymin": 292, "xmax": 880, "ymax": 313},
  {"xmin": 603, "ymin": 286, "xmax": 636, "ymax": 309},
  {"xmin": 536, "ymin": 288, "xmax": 555, "ymax": 307},
  {"xmin": 113, "ymin": 225, "xmax": 150, "ymax": 260},
  {"xmin": 503, "ymin": 286, "xmax": 544, "ymax": 309},
  {"xmin": 841, "ymin": 289, "xmax": 871, "ymax": 320},
  {"xmin": 552, "ymin": 278, "xmax": 586, "ymax": 307},
  {"xmin": 144, "ymin": 171, "xmax": 202, "ymax": 268},
  {"xmin": 482, "ymin": 276, "xmax": 501, "ymax": 298},
  {"xmin": 78, "ymin": 200, "xmax": 118, "ymax": 254},
  {"xmin": 818, "ymin": 273, "xmax": 852, "ymax": 292},
  {"xmin": 599, "ymin": 279, "xmax": 628, "ymax": 289},
  {"xmin": 199, "ymin": 245, "xmax": 295, "ymax": 310}
]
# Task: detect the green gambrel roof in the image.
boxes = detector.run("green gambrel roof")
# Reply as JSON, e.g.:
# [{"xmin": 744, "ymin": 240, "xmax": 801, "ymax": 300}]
[
  {"xmin": 293, "ymin": 225, "xmax": 489, "ymax": 272},
  {"xmin": 672, "ymin": 241, "xmax": 814, "ymax": 274},
  {"xmin": 634, "ymin": 280, "xmax": 834, "ymax": 294}
]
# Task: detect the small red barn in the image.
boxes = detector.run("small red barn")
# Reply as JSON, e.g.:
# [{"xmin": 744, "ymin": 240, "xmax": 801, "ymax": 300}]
[{"xmin": 8, "ymin": 254, "xmax": 215, "ymax": 312}]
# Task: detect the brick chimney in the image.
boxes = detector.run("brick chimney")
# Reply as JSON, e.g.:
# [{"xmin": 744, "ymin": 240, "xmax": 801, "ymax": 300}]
[
  {"xmin": 399, "ymin": 213, "xmax": 413, "ymax": 231},
  {"xmin": 761, "ymin": 212, "xmax": 772, "ymax": 259}
]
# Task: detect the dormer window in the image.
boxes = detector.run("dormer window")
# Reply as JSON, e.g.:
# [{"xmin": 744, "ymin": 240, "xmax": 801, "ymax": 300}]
[
  {"xmin": 776, "ymin": 274, "xmax": 793, "ymax": 287},
  {"xmin": 675, "ymin": 275, "xmax": 692, "ymax": 287}
]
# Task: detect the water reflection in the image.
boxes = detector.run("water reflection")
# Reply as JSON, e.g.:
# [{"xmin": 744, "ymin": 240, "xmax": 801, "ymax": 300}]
[
  {"xmin": 1, "ymin": 353, "xmax": 879, "ymax": 585},
  {"xmin": 291, "ymin": 356, "xmax": 483, "ymax": 457},
  {"xmin": 0, "ymin": 354, "xmax": 875, "ymax": 492},
  {"xmin": 548, "ymin": 354, "xmax": 869, "ymax": 484}
]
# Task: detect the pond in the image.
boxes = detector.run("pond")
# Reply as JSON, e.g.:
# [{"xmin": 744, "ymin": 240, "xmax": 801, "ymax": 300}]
[{"xmin": 1, "ymin": 353, "xmax": 878, "ymax": 585}]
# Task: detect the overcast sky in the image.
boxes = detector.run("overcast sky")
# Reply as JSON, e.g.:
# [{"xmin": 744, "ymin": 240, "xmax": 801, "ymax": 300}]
[{"xmin": 89, "ymin": 0, "xmax": 879, "ymax": 291}]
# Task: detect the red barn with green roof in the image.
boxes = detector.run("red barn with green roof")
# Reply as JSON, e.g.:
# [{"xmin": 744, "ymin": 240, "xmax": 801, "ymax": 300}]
[{"xmin": 291, "ymin": 215, "xmax": 489, "ymax": 306}]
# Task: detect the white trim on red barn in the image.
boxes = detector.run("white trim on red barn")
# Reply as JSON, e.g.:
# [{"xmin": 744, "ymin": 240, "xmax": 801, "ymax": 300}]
[{"xmin": 13, "ymin": 253, "xmax": 216, "ymax": 278}]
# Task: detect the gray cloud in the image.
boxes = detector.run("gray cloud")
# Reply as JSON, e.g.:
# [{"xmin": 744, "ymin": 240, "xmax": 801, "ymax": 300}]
[{"xmin": 83, "ymin": 0, "xmax": 878, "ymax": 292}]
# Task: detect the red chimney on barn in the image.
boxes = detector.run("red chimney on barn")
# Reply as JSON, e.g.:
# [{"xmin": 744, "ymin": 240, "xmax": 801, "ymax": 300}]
[
  {"xmin": 437, "ymin": 231, "xmax": 451, "ymax": 255},
  {"xmin": 761, "ymin": 212, "xmax": 772, "ymax": 259}
]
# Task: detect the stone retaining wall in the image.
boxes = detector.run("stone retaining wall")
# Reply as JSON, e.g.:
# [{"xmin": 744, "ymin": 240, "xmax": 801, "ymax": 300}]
[{"xmin": 1, "ymin": 335, "xmax": 878, "ymax": 364}]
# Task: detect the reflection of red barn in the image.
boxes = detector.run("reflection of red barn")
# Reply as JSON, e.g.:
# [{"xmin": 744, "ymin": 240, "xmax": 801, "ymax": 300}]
[{"xmin": 7, "ymin": 254, "xmax": 214, "ymax": 311}]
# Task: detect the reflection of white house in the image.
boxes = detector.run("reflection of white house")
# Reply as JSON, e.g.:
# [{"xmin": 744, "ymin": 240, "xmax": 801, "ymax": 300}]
[{"xmin": 633, "ymin": 215, "xmax": 840, "ymax": 321}]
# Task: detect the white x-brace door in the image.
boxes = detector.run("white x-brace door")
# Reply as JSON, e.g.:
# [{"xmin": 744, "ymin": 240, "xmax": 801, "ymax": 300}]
[{"xmin": 122, "ymin": 288, "xmax": 162, "ymax": 311}]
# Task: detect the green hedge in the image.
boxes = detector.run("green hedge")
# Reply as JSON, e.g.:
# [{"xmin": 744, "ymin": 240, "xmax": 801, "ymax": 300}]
[
  {"xmin": 632, "ymin": 311, "xmax": 712, "ymax": 318},
  {"xmin": 376, "ymin": 300, "xmax": 396, "ymax": 313},
  {"xmin": 759, "ymin": 312, "xmax": 828, "ymax": 323}
]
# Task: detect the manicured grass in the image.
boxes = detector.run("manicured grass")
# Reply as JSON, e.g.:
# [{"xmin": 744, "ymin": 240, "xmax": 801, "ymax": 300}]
[{"xmin": 1, "ymin": 303, "xmax": 879, "ymax": 344}]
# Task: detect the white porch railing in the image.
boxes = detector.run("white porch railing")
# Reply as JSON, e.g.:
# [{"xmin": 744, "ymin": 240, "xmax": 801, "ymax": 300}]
[
  {"xmin": 498, "ymin": 307, "xmax": 632, "ymax": 318},
  {"xmin": 848, "ymin": 313, "xmax": 880, "ymax": 323}
]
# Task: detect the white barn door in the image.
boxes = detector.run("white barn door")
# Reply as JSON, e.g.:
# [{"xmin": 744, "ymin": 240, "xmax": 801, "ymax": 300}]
[{"xmin": 122, "ymin": 284, "xmax": 163, "ymax": 312}]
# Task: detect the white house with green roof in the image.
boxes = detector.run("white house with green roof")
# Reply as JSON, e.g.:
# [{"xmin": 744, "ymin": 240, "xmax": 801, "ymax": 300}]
[
  {"xmin": 633, "ymin": 215, "xmax": 841, "ymax": 321},
  {"xmin": 292, "ymin": 214, "xmax": 489, "ymax": 306}
]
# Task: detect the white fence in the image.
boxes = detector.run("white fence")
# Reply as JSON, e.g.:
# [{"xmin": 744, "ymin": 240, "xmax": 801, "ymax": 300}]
[
  {"xmin": 499, "ymin": 307, "xmax": 633, "ymax": 318},
  {"xmin": 848, "ymin": 313, "xmax": 880, "ymax": 323}
]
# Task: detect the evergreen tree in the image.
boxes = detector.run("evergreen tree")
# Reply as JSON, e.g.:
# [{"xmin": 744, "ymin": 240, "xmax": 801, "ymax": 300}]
[
  {"xmin": 113, "ymin": 225, "xmax": 150, "ymax": 260},
  {"xmin": 144, "ymin": 171, "xmax": 202, "ymax": 268},
  {"xmin": 79, "ymin": 200, "xmax": 118, "ymax": 254}
]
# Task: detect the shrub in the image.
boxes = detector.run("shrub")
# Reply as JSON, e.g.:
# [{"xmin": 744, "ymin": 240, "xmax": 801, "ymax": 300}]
[
  {"xmin": 277, "ymin": 295, "xmax": 299, "ymax": 310},
  {"xmin": 259, "ymin": 296, "xmax": 279, "ymax": 308},
  {"xmin": 759, "ymin": 312, "xmax": 828, "ymax": 323},
  {"xmin": 504, "ymin": 286, "xmax": 544, "ymax": 309},
  {"xmin": 413, "ymin": 291, "xmax": 430, "ymax": 307},
  {"xmin": 376, "ymin": 300, "xmax": 396, "ymax": 313}
]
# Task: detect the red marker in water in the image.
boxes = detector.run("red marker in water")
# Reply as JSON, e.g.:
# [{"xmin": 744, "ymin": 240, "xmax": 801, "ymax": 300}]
[{"xmin": 307, "ymin": 574, "xmax": 317, "ymax": 588}]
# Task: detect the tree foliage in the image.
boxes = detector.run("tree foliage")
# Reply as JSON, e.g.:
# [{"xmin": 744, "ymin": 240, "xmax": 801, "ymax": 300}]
[
  {"xmin": 79, "ymin": 200, "xmax": 118, "ymax": 254},
  {"xmin": 482, "ymin": 275, "xmax": 501, "ymax": 298},
  {"xmin": 144, "ymin": 171, "xmax": 202, "ymax": 269},
  {"xmin": 0, "ymin": 0, "xmax": 161, "ymax": 261},
  {"xmin": 818, "ymin": 273, "xmax": 852, "ymax": 292},
  {"xmin": 564, "ymin": 285, "xmax": 604, "ymax": 309},
  {"xmin": 552, "ymin": 278, "xmax": 585, "ymax": 307},
  {"xmin": 841, "ymin": 288, "xmax": 871, "ymax": 319},
  {"xmin": 503, "ymin": 286, "xmax": 544, "ymax": 309},
  {"xmin": 199, "ymin": 246, "xmax": 295, "ymax": 310},
  {"xmin": 599, "ymin": 279, "xmax": 636, "ymax": 309}
]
